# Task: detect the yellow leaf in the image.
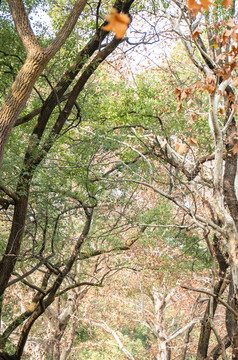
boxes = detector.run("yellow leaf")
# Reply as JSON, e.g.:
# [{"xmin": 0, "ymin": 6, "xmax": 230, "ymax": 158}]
[{"xmin": 102, "ymin": 8, "xmax": 131, "ymax": 39}]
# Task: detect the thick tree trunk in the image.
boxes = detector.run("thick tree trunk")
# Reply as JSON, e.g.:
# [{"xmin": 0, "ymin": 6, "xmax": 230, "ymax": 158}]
[
  {"xmin": 0, "ymin": 52, "xmax": 48, "ymax": 170},
  {"xmin": 208, "ymin": 335, "xmax": 231, "ymax": 359},
  {"xmin": 196, "ymin": 314, "xmax": 211, "ymax": 360},
  {"xmin": 0, "ymin": 0, "xmax": 87, "ymax": 172}
]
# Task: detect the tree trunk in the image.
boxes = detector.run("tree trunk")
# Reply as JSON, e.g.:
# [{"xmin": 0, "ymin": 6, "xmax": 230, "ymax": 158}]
[
  {"xmin": 0, "ymin": 0, "xmax": 87, "ymax": 172},
  {"xmin": 223, "ymin": 86, "xmax": 238, "ymax": 359},
  {"xmin": 157, "ymin": 340, "xmax": 170, "ymax": 360},
  {"xmin": 196, "ymin": 235, "xmax": 229, "ymax": 360},
  {"xmin": 0, "ymin": 192, "xmax": 29, "ymax": 298},
  {"xmin": 0, "ymin": 52, "xmax": 48, "ymax": 170},
  {"xmin": 226, "ymin": 278, "xmax": 238, "ymax": 359}
]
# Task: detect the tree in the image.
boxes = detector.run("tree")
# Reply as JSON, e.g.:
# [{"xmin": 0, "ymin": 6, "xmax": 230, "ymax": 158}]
[
  {"xmin": 1, "ymin": 0, "xmax": 238, "ymax": 358},
  {"xmin": 80, "ymin": 1, "xmax": 237, "ymax": 353},
  {"xmin": 150, "ymin": 1, "xmax": 238, "ymax": 357},
  {"xmin": 0, "ymin": 0, "xmax": 87, "ymax": 170},
  {"xmin": 97, "ymin": 0, "xmax": 237, "ymax": 357},
  {"xmin": 0, "ymin": 1, "xmax": 139, "ymax": 358}
]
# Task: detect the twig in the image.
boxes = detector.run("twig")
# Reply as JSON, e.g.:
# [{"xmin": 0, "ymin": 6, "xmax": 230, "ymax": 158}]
[{"xmin": 181, "ymin": 285, "xmax": 238, "ymax": 319}]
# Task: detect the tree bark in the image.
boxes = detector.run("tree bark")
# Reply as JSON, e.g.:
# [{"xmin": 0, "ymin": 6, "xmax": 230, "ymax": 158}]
[
  {"xmin": 196, "ymin": 235, "xmax": 229, "ymax": 360},
  {"xmin": 223, "ymin": 86, "xmax": 238, "ymax": 359},
  {"xmin": 157, "ymin": 340, "xmax": 170, "ymax": 360},
  {"xmin": 0, "ymin": 186, "xmax": 29, "ymax": 298},
  {"xmin": 0, "ymin": 0, "xmax": 87, "ymax": 172}
]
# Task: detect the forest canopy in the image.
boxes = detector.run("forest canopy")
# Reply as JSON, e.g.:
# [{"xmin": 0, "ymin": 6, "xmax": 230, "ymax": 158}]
[{"xmin": 0, "ymin": 0, "xmax": 238, "ymax": 359}]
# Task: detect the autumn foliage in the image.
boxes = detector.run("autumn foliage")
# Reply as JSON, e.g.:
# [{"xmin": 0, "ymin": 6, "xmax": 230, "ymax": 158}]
[{"xmin": 187, "ymin": 0, "xmax": 233, "ymax": 15}]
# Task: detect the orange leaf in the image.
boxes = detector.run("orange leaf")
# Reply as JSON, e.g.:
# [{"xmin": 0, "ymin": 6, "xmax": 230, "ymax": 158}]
[
  {"xmin": 222, "ymin": 0, "xmax": 233, "ymax": 9},
  {"xmin": 231, "ymin": 27, "xmax": 238, "ymax": 42},
  {"xmin": 204, "ymin": 73, "xmax": 216, "ymax": 93},
  {"xmin": 232, "ymin": 143, "xmax": 238, "ymax": 154},
  {"xmin": 192, "ymin": 28, "xmax": 202, "ymax": 39},
  {"xmin": 187, "ymin": 0, "xmax": 212, "ymax": 15},
  {"xmin": 187, "ymin": 0, "xmax": 202, "ymax": 15},
  {"xmin": 174, "ymin": 87, "xmax": 182, "ymax": 102},
  {"xmin": 102, "ymin": 9, "xmax": 130, "ymax": 39},
  {"xmin": 190, "ymin": 112, "xmax": 197, "ymax": 124},
  {"xmin": 201, "ymin": 0, "xmax": 212, "ymax": 9},
  {"xmin": 176, "ymin": 103, "xmax": 183, "ymax": 113},
  {"xmin": 231, "ymin": 104, "xmax": 237, "ymax": 113},
  {"xmin": 189, "ymin": 138, "xmax": 198, "ymax": 146},
  {"xmin": 175, "ymin": 143, "xmax": 187, "ymax": 155}
]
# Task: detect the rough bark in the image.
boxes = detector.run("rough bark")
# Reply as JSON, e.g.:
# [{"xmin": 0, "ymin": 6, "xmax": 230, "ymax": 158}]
[
  {"xmin": 0, "ymin": 183, "xmax": 29, "ymax": 298},
  {"xmin": 222, "ymin": 86, "xmax": 238, "ymax": 358},
  {"xmin": 208, "ymin": 335, "xmax": 231, "ymax": 359},
  {"xmin": 0, "ymin": 16, "xmax": 128, "ymax": 310},
  {"xmin": 0, "ymin": 0, "xmax": 87, "ymax": 171},
  {"xmin": 196, "ymin": 235, "xmax": 229, "ymax": 360},
  {"xmin": 4, "ymin": 208, "xmax": 93, "ymax": 359}
]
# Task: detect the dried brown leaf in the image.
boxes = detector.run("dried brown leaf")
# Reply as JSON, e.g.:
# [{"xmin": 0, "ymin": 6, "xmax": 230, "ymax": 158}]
[
  {"xmin": 189, "ymin": 138, "xmax": 198, "ymax": 146},
  {"xmin": 175, "ymin": 143, "xmax": 187, "ymax": 155},
  {"xmin": 232, "ymin": 143, "xmax": 238, "ymax": 154}
]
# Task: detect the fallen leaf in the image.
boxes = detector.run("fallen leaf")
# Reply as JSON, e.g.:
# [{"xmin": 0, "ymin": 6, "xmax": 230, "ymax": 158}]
[
  {"xmin": 174, "ymin": 87, "xmax": 182, "ymax": 102},
  {"xmin": 181, "ymin": 87, "xmax": 192, "ymax": 100},
  {"xmin": 190, "ymin": 112, "xmax": 197, "ymax": 124},
  {"xmin": 176, "ymin": 103, "xmax": 183, "ymax": 113},
  {"xmin": 175, "ymin": 143, "xmax": 187, "ymax": 155}
]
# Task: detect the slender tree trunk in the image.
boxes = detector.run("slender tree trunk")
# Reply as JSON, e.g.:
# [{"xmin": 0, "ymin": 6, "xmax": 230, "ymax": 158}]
[
  {"xmin": 157, "ymin": 340, "xmax": 170, "ymax": 360},
  {"xmin": 0, "ymin": 190, "xmax": 29, "ymax": 298},
  {"xmin": 223, "ymin": 87, "xmax": 238, "ymax": 359},
  {"xmin": 196, "ymin": 235, "xmax": 229, "ymax": 360},
  {"xmin": 226, "ymin": 278, "xmax": 238, "ymax": 359}
]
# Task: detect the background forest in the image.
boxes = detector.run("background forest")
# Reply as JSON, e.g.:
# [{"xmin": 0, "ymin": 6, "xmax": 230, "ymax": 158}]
[{"xmin": 0, "ymin": 0, "xmax": 238, "ymax": 359}]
